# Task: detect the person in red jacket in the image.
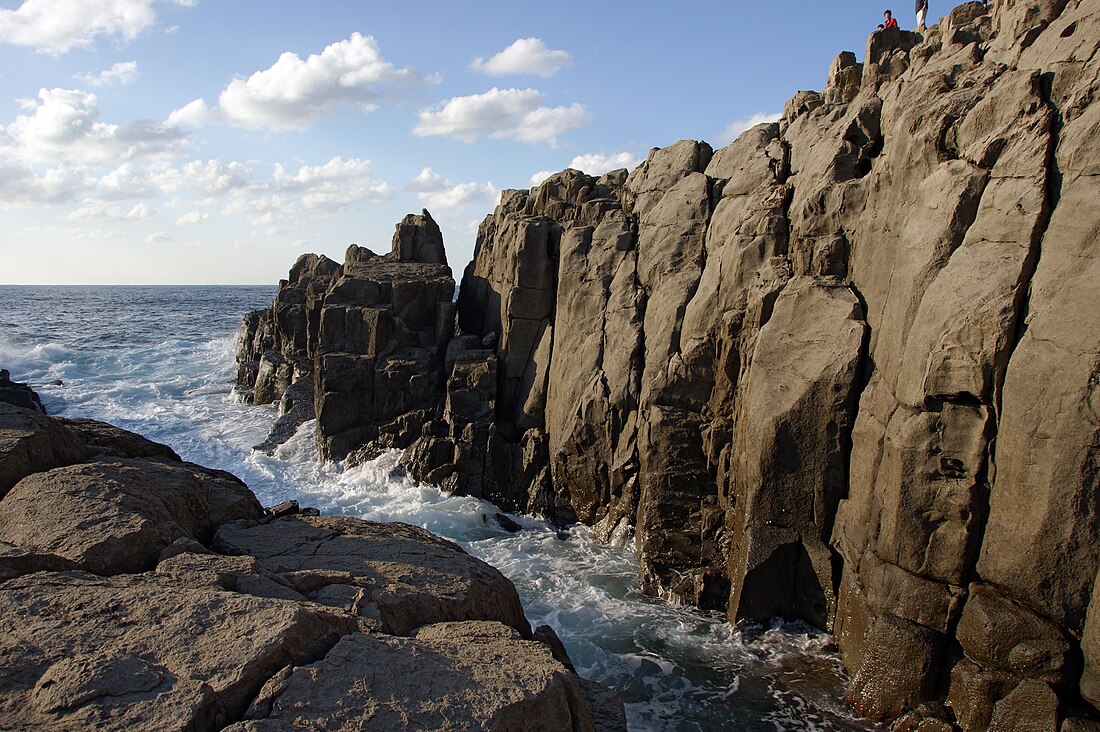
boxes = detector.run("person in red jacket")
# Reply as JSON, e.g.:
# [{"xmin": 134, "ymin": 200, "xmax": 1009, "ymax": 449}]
[{"xmin": 883, "ymin": 9, "xmax": 899, "ymax": 28}]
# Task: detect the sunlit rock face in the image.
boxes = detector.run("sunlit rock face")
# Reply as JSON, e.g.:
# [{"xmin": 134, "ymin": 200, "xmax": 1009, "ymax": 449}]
[{"xmin": 238, "ymin": 1, "xmax": 1100, "ymax": 726}]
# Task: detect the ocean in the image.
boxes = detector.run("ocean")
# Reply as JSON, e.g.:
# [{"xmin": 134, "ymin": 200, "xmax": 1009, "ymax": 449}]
[{"xmin": 0, "ymin": 284, "xmax": 875, "ymax": 732}]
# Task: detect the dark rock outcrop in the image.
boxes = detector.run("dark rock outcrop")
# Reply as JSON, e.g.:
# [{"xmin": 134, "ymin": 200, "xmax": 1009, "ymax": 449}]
[
  {"xmin": 237, "ymin": 1, "xmax": 1100, "ymax": 727},
  {"xmin": 235, "ymin": 209, "xmax": 455, "ymax": 460},
  {"xmin": 0, "ymin": 391, "xmax": 623, "ymax": 731},
  {"xmin": 0, "ymin": 370, "xmax": 46, "ymax": 414}
]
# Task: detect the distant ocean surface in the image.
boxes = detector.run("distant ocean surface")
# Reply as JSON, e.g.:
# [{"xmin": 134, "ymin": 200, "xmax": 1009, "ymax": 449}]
[{"xmin": 0, "ymin": 285, "xmax": 875, "ymax": 732}]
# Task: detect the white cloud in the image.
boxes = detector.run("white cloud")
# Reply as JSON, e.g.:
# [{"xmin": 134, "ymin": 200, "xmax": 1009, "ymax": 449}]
[
  {"xmin": 176, "ymin": 209, "xmax": 208, "ymax": 225},
  {"xmin": 470, "ymin": 38, "xmax": 572, "ymax": 78},
  {"xmin": 272, "ymin": 156, "xmax": 390, "ymax": 211},
  {"xmin": 146, "ymin": 231, "xmax": 172, "ymax": 243},
  {"xmin": 528, "ymin": 151, "xmax": 640, "ymax": 188},
  {"xmin": 216, "ymin": 33, "xmax": 430, "ymax": 130},
  {"xmin": 97, "ymin": 164, "xmax": 156, "ymax": 199},
  {"xmin": 0, "ymin": 0, "xmax": 193, "ymax": 54},
  {"xmin": 67, "ymin": 200, "xmax": 152, "ymax": 220},
  {"xmin": 414, "ymin": 87, "xmax": 589, "ymax": 144},
  {"xmin": 7, "ymin": 88, "xmax": 186, "ymax": 165},
  {"xmin": 65, "ymin": 226, "xmax": 125, "ymax": 240},
  {"xmin": 75, "ymin": 60, "xmax": 139, "ymax": 87},
  {"xmin": 406, "ymin": 167, "xmax": 496, "ymax": 210},
  {"xmin": 220, "ymin": 156, "xmax": 390, "ymax": 224},
  {"xmin": 720, "ymin": 111, "xmax": 782, "ymax": 145},
  {"xmin": 153, "ymin": 159, "xmax": 252, "ymax": 198},
  {"xmin": 0, "ymin": 149, "xmax": 95, "ymax": 205},
  {"xmin": 567, "ymin": 151, "xmax": 641, "ymax": 175},
  {"xmin": 529, "ymin": 170, "xmax": 554, "ymax": 186},
  {"xmin": 166, "ymin": 98, "xmax": 220, "ymax": 127}
]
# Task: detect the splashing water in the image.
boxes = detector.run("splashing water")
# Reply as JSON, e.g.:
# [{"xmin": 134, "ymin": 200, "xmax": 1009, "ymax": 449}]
[{"xmin": 0, "ymin": 285, "xmax": 877, "ymax": 731}]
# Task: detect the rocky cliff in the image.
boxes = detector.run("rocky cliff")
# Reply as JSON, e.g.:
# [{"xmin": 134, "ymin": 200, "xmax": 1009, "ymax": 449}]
[
  {"xmin": 237, "ymin": 1, "xmax": 1100, "ymax": 728},
  {"xmin": 0, "ymin": 379, "xmax": 625, "ymax": 730}
]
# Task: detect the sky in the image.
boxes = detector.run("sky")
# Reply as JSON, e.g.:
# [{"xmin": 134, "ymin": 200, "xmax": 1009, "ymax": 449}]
[{"xmin": 0, "ymin": 0, "xmax": 931, "ymax": 284}]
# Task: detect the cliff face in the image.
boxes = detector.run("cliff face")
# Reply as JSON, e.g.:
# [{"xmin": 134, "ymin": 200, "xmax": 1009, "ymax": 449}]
[
  {"xmin": 237, "ymin": 210, "xmax": 455, "ymax": 461},
  {"xmin": 237, "ymin": 0, "xmax": 1100, "ymax": 727}
]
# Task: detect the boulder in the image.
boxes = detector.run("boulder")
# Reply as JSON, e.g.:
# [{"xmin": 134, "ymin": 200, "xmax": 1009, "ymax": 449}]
[
  {"xmin": 0, "ymin": 402, "xmax": 89, "ymax": 498},
  {"xmin": 0, "ymin": 458, "xmax": 263, "ymax": 574},
  {"xmin": 0, "ymin": 570, "xmax": 357, "ymax": 731},
  {"xmin": 212, "ymin": 515, "xmax": 530, "ymax": 636},
  {"xmin": 0, "ymin": 370, "xmax": 46, "ymax": 413},
  {"xmin": 226, "ymin": 622, "xmax": 624, "ymax": 732}
]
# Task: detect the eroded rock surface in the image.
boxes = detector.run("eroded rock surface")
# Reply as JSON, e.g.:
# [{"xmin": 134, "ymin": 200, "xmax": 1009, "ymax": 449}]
[
  {"xmin": 0, "ymin": 395, "xmax": 621, "ymax": 731},
  {"xmin": 236, "ymin": 1, "xmax": 1100, "ymax": 727}
]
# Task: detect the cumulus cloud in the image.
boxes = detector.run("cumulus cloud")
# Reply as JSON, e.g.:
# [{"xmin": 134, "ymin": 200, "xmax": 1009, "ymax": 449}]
[
  {"xmin": 0, "ymin": 149, "xmax": 95, "ymax": 205},
  {"xmin": 7, "ymin": 88, "xmax": 186, "ymax": 165},
  {"xmin": 272, "ymin": 156, "xmax": 391, "ymax": 211},
  {"xmin": 166, "ymin": 98, "xmax": 220, "ymax": 127},
  {"xmin": 528, "ymin": 151, "xmax": 640, "ymax": 188},
  {"xmin": 146, "ymin": 231, "xmax": 172, "ymax": 243},
  {"xmin": 567, "ymin": 151, "xmax": 641, "ymax": 175},
  {"xmin": 97, "ymin": 164, "xmax": 156, "ymax": 199},
  {"xmin": 720, "ymin": 111, "xmax": 782, "ymax": 145},
  {"xmin": 406, "ymin": 166, "xmax": 496, "ymax": 210},
  {"xmin": 0, "ymin": 0, "xmax": 193, "ymax": 54},
  {"xmin": 528, "ymin": 170, "xmax": 554, "ymax": 186},
  {"xmin": 214, "ymin": 33, "xmax": 430, "ymax": 130},
  {"xmin": 153, "ymin": 159, "xmax": 252, "ymax": 198},
  {"xmin": 75, "ymin": 60, "xmax": 139, "ymax": 87},
  {"xmin": 470, "ymin": 38, "xmax": 572, "ymax": 78},
  {"xmin": 220, "ymin": 156, "xmax": 390, "ymax": 224},
  {"xmin": 414, "ymin": 87, "xmax": 589, "ymax": 144},
  {"xmin": 176, "ymin": 209, "xmax": 208, "ymax": 225}
]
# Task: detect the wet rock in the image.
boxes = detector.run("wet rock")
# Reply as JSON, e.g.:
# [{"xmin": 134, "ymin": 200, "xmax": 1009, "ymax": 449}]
[{"xmin": 0, "ymin": 370, "xmax": 47, "ymax": 413}]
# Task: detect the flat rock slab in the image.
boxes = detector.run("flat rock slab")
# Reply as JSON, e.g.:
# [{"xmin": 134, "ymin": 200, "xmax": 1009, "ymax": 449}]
[
  {"xmin": 213, "ymin": 515, "xmax": 530, "ymax": 636},
  {"xmin": 229, "ymin": 621, "xmax": 622, "ymax": 732},
  {"xmin": 0, "ymin": 570, "xmax": 356, "ymax": 731},
  {"xmin": 0, "ymin": 458, "xmax": 263, "ymax": 574}
]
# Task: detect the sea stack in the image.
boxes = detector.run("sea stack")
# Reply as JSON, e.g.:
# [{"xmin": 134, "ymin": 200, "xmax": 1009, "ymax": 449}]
[{"xmin": 238, "ymin": 1, "xmax": 1100, "ymax": 728}]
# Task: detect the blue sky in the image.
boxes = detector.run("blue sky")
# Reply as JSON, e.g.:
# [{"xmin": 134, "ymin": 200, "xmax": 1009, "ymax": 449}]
[{"xmin": 0, "ymin": 0, "xmax": 932, "ymax": 284}]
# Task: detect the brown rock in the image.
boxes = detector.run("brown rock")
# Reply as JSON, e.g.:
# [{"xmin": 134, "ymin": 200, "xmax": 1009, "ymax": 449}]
[
  {"xmin": 0, "ymin": 402, "xmax": 89, "ymax": 498},
  {"xmin": 0, "ymin": 458, "xmax": 262, "ymax": 574},
  {"xmin": 213, "ymin": 515, "xmax": 530, "ymax": 636},
  {"xmin": 0, "ymin": 570, "xmax": 356, "ymax": 731},
  {"xmin": 228, "ymin": 621, "xmax": 624, "ymax": 732}
]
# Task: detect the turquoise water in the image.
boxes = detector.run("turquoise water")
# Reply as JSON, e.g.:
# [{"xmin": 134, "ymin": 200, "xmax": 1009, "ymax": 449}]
[{"xmin": 0, "ymin": 285, "xmax": 875, "ymax": 731}]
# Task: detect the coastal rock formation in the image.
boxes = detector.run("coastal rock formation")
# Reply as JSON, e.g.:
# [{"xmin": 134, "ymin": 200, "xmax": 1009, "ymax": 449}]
[
  {"xmin": 0, "ymin": 388, "xmax": 625, "ymax": 730},
  {"xmin": 238, "ymin": 0, "xmax": 1100, "ymax": 727},
  {"xmin": 236, "ymin": 210, "xmax": 454, "ymax": 460}
]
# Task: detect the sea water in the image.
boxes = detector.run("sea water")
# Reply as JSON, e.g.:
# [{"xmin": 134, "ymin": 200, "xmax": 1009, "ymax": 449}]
[{"xmin": 0, "ymin": 285, "xmax": 877, "ymax": 732}]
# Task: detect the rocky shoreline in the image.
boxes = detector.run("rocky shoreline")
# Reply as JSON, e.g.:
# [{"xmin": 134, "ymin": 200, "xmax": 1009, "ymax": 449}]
[
  {"xmin": 0, "ymin": 383, "xmax": 626, "ymax": 730},
  {"xmin": 237, "ymin": 1, "xmax": 1100, "ymax": 729}
]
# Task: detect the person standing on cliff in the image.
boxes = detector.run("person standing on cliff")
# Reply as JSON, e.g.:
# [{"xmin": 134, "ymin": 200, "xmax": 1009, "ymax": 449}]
[
  {"xmin": 915, "ymin": 0, "xmax": 929, "ymax": 29},
  {"xmin": 883, "ymin": 9, "xmax": 899, "ymax": 28}
]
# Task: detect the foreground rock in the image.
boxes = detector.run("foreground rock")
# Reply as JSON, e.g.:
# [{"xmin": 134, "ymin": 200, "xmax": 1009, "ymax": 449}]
[
  {"xmin": 0, "ymin": 396, "xmax": 624, "ymax": 731},
  {"xmin": 237, "ymin": 1, "xmax": 1100, "ymax": 727},
  {"xmin": 227, "ymin": 622, "xmax": 612, "ymax": 732}
]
